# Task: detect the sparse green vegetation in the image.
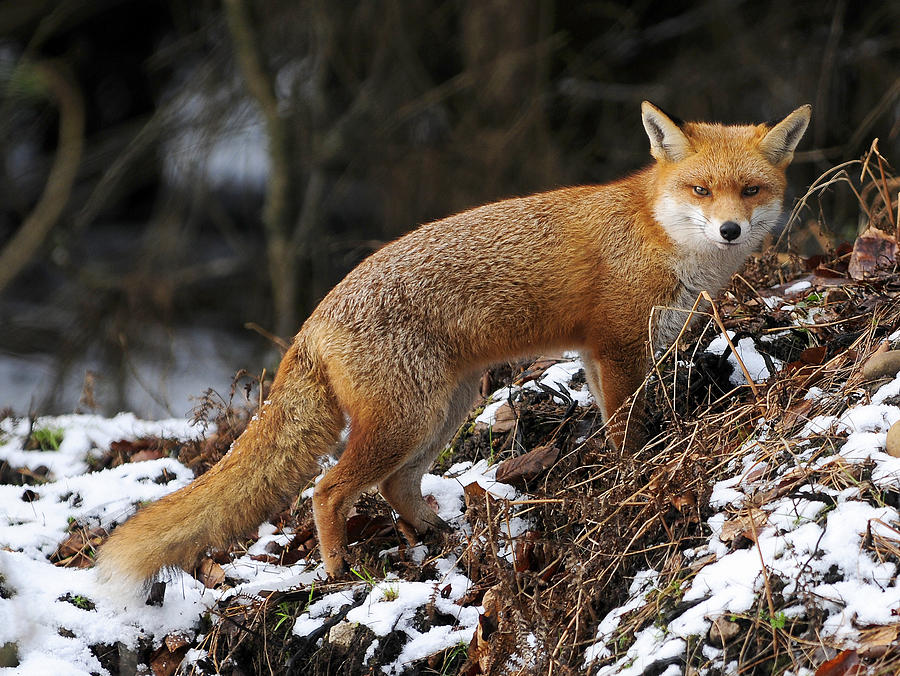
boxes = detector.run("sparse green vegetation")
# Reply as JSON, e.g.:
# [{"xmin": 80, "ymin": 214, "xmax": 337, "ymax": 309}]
[
  {"xmin": 58, "ymin": 593, "xmax": 95, "ymax": 612},
  {"xmin": 27, "ymin": 427, "xmax": 64, "ymax": 452}
]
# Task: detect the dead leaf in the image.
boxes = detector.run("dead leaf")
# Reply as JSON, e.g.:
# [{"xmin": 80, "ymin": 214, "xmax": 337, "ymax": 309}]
[
  {"xmin": 800, "ymin": 345, "xmax": 828, "ymax": 365},
  {"xmin": 463, "ymin": 482, "xmax": 488, "ymax": 509},
  {"xmin": 196, "ymin": 558, "xmax": 225, "ymax": 589},
  {"xmin": 50, "ymin": 527, "xmax": 106, "ymax": 568},
  {"xmin": 164, "ymin": 633, "xmax": 190, "ymax": 652},
  {"xmin": 495, "ymin": 444, "xmax": 558, "ymax": 486},
  {"xmin": 513, "ymin": 357, "xmax": 565, "ymax": 385},
  {"xmin": 460, "ymin": 585, "xmax": 505, "ymax": 674},
  {"xmin": 814, "ymin": 649, "xmax": 862, "ymax": 676},
  {"xmin": 463, "ymin": 614, "xmax": 495, "ymax": 675},
  {"xmin": 743, "ymin": 463, "xmax": 769, "ymax": 483},
  {"xmin": 782, "ymin": 399, "xmax": 814, "ymax": 429},
  {"xmin": 491, "ymin": 403, "xmax": 517, "ymax": 434},
  {"xmin": 848, "ymin": 227, "xmax": 898, "ymax": 280},
  {"xmin": 149, "ymin": 638, "xmax": 189, "ymax": 676},
  {"xmin": 109, "ymin": 437, "xmax": 177, "ymax": 466},
  {"xmin": 346, "ymin": 514, "xmax": 393, "ymax": 543},
  {"xmin": 130, "ymin": 449, "xmax": 166, "ymax": 462},
  {"xmin": 719, "ymin": 508, "xmax": 768, "ymax": 543},
  {"xmin": 708, "ymin": 615, "xmax": 741, "ymax": 645},
  {"xmin": 670, "ymin": 491, "xmax": 697, "ymax": 511},
  {"xmin": 513, "ymin": 531, "xmax": 542, "ymax": 573},
  {"xmin": 146, "ymin": 581, "xmax": 166, "ymax": 606}
]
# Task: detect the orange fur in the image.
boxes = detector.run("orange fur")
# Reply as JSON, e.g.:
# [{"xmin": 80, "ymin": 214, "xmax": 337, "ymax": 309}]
[{"xmin": 96, "ymin": 102, "xmax": 810, "ymax": 584}]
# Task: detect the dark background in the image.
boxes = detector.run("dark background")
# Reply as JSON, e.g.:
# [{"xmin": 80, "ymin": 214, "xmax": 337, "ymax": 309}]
[{"xmin": 1, "ymin": 0, "xmax": 897, "ymax": 417}]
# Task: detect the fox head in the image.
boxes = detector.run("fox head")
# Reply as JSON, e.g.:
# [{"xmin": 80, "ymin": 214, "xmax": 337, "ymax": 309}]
[{"xmin": 641, "ymin": 102, "xmax": 811, "ymax": 253}]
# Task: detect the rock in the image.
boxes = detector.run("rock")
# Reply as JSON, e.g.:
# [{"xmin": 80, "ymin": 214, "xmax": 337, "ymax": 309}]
[
  {"xmin": 886, "ymin": 421, "xmax": 900, "ymax": 458},
  {"xmin": 861, "ymin": 351, "xmax": 900, "ymax": 381},
  {"xmin": 327, "ymin": 621, "xmax": 357, "ymax": 649},
  {"xmin": 0, "ymin": 642, "xmax": 18, "ymax": 667}
]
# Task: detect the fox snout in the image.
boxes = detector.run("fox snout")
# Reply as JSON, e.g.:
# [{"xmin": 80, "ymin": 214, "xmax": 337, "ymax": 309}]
[
  {"xmin": 719, "ymin": 220, "xmax": 741, "ymax": 242},
  {"xmin": 704, "ymin": 216, "xmax": 750, "ymax": 249}
]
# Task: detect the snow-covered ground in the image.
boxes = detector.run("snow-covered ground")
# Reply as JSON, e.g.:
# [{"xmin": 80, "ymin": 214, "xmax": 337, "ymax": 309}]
[
  {"xmin": 2, "ymin": 317, "xmax": 900, "ymax": 674},
  {"xmin": 0, "ymin": 427, "xmax": 521, "ymax": 673},
  {"xmin": 0, "ymin": 356, "xmax": 592, "ymax": 674},
  {"xmin": 588, "ymin": 326, "xmax": 900, "ymax": 675}
]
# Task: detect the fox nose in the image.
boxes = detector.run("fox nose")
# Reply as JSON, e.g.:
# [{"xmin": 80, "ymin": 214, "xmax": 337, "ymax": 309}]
[{"xmin": 719, "ymin": 221, "xmax": 741, "ymax": 242}]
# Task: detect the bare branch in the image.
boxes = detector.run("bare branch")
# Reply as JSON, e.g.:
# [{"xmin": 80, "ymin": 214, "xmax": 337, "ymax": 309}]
[{"xmin": 0, "ymin": 60, "xmax": 84, "ymax": 295}]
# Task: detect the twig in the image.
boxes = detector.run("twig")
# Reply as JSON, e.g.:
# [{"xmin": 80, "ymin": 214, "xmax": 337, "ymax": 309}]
[{"xmin": 701, "ymin": 291, "xmax": 760, "ymax": 399}]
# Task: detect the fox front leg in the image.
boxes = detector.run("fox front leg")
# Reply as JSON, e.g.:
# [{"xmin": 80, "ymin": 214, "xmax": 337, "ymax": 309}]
[{"xmin": 582, "ymin": 350, "xmax": 648, "ymax": 452}]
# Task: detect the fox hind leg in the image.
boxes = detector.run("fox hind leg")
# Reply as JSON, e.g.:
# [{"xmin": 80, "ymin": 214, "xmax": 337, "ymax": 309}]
[
  {"xmin": 313, "ymin": 418, "xmax": 422, "ymax": 577},
  {"xmin": 379, "ymin": 377, "xmax": 480, "ymax": 538},
  {"xmin": 313, "ymin": 377, "xmax": 478, "ymax": 577}
]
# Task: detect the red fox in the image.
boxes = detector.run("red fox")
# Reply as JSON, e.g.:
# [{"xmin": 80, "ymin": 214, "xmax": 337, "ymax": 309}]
[{"xmin": 97, "ymin": 102, "xmax": 810, "ymax": 585}]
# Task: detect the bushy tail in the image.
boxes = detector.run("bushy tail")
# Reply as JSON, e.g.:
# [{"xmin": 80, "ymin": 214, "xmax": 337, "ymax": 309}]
[{"xmin": 96, "ymin": 342, "xmax": 342, "ymax": 589}]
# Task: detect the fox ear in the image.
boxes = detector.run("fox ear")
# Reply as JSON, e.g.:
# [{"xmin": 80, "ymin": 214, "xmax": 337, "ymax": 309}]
[
  {"xmin": 641, "ymin": 101, "xmax": 692, "ymax": 162},
  {"xmin": 759, "ymin": 105, "xmax": 811, "ymax": 166}
]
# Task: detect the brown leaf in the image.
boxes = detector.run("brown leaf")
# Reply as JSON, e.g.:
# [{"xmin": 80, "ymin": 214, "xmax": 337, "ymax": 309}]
[
  {"xmin": 513, "ymin": 531, "xmax": 543, "ymax": 573},
  {"xmin": 149, "ymin": 639, "xmax": 189, "ymax": 676},
  {"xmin": 346, "ymin": 514, "xmax": 393, "ymax": 543},
  {"xmin": 109, "ymin": 437, "xmax": 177, "ymax": 466},
  {"xmin": 708, "ymin": 615, "xmax": 741, "ymax": 646},
  {"xmin": 815, "ymin": 649, "xmax": 862, "ymax": 676},
  {"xmin": 463, "ymin": 614, "xmax": 494, "ymax": 675},
  {"xmin": 50, "ymin": 527, "xmax": 106, "ymax": 568},
  {"xmin": 130, "ymin": 449, "xmax": 166, "ymax": 462},
  {"xmin": 464, "ymin": 482, "xmax": 488, "ymax": 509},
  {"xmin": 848, "ymin": 228, "xmax": 898, "ymax": 280},
  {"xmin": 719, "ymin": 508, "xmax": 768, "ymax": 543},
  {"xmin": 800, "ymin": 345, "xmax": 828, "ymax": 365},
  {"xmin": 743, "ymin": 464, "xmax": 768, "ymax": 483},
  {"xmin": 491, "ymin": 403, "xmax": 517, "ymax": 434},
  {"xmin": 670, "ymin": 491, "xmax": 697, "ymax": 511},
  {"xmin": 782, "ymin": 399, "xmax": 814, "ymax": 429},
  {"xmin": 495, "ymin": 444, "xmax": 558, "ymax": 487},
  {"xmin": 146, "ymin": 581, "xmax": 166, "ymax": 606},
  {"xmin": 196, "ymin": 558, "xmax": 225, "ymax": 589},
  {"xmin": 812, "ymin": 266, "xmax": 847, "ymax": 280},
  {"xmin": 461, "ymin": 585, "xmax": 516, "ymax": 675},
  {"xmin": 513, "ymin": 357, "xmax": 565, "ymax": 386},
  {"xmin": 164, "ymin": 633, "xmax": 190, "ymax": 652}
]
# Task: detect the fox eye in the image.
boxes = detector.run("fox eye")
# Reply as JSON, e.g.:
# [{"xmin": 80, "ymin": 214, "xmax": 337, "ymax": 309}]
[
  {"xmin": 742, "ymin": 186, "xmax": 760, "ymax": 197},
  {"xmin": 693, "ymin": 186, "xmax": 710, "ymax": 196}
]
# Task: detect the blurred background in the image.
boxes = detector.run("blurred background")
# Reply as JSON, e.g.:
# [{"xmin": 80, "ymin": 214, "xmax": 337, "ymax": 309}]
[{"xmin": 0, "ymin": 0, "xmax": 897, "ymax": 418}]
